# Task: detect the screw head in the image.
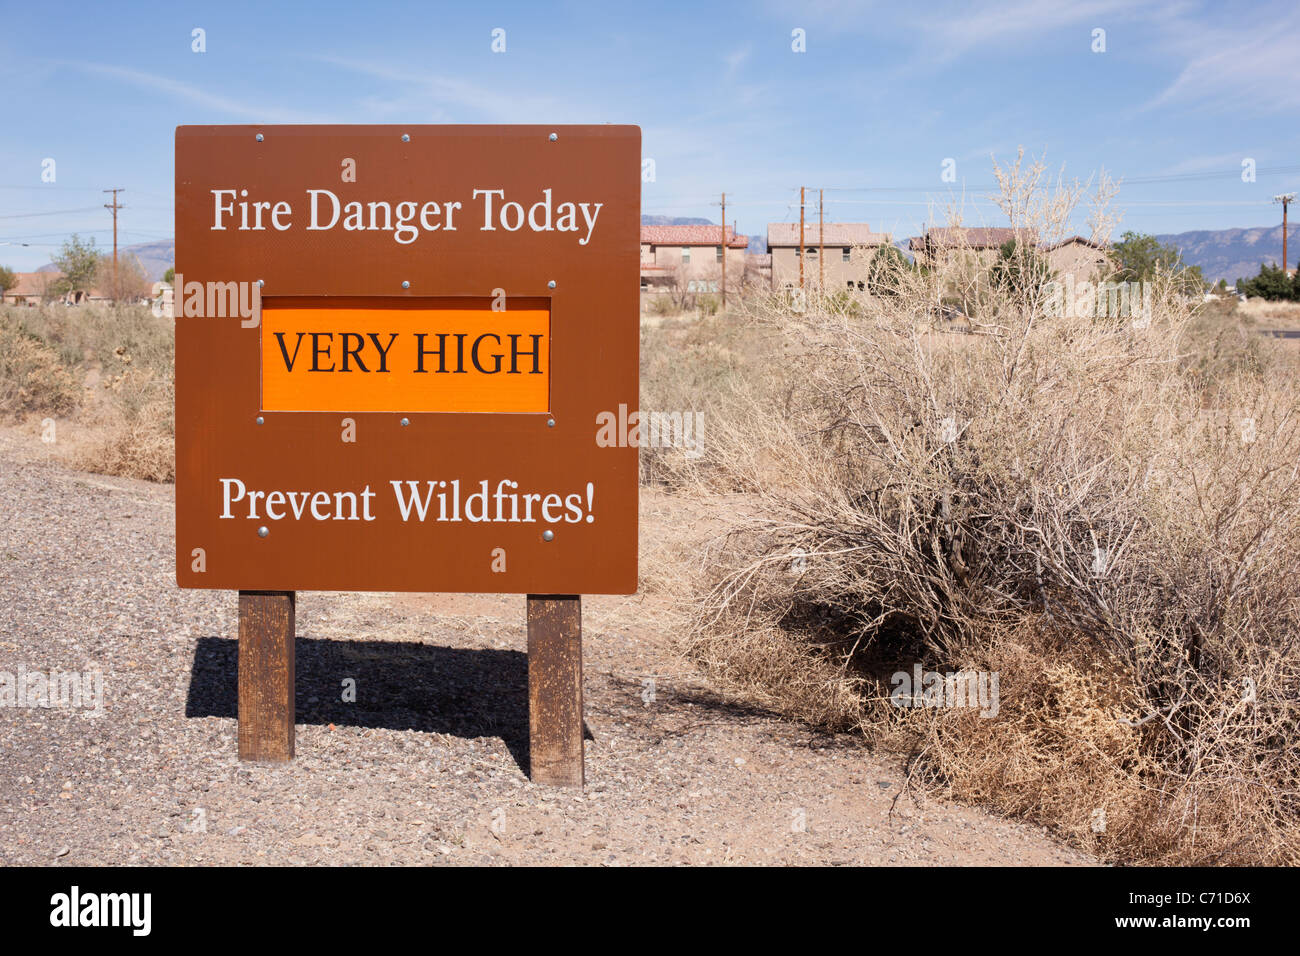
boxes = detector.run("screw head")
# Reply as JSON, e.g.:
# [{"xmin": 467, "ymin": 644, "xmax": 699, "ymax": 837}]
[
  {"xmin": 402, "ymin": 280, "xmax": 410, "ymax": 289},
  {"xmin": 257, "ymin": 279, "xmax": 264, "ymax": 288},
  {"xmin": 401, "ymin": 133, "xmax": 410, "ymax": 142},
  {"xmin": 255, "ymin": 133, "xmax": 264, "ymax": 142},
  {"xmin": 542, "ymin": 529, "xmax": 555, "ymax": 541},
  {"xmin": 547, "ymin": 280, "xmax": 557, "ymax": 289},
  {"xmin": 549, "ymin": 133, "xmax": 558, "ymax": 142},
  {"xmin": 400, "ymin": 417, "xmax": 410, "ymax": 427},
  {"xmin": 255, "ymin": 416, "xmax": 264, "ymax": 425},
  {"xmin": 547, "ymin": 418, "xmax": 556, "ymax": 428},
  {"xmin": 257, "ymin": 526, "xmax": 269, "ymax": 538}
]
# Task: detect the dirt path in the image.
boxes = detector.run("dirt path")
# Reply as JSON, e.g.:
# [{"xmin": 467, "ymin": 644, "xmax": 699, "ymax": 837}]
[{"xmin": 0, "ymin": 430, "xmax": 1093, "ymax": 866}]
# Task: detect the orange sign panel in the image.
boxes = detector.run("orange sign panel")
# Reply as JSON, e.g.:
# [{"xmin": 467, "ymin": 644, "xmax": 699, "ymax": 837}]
[{"xmin": 261, "ymin": 297, "xmax": 550, "ymax": 413}]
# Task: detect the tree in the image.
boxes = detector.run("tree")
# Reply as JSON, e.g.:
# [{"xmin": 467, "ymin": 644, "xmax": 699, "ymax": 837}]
[
  {"xmin": 0, "ymin": 265, "xmax": 17, "ymax": 295},
  {"xmin": 987, "ymin": 237, "xmax": 1052, "ymax": 300},
  {"xmin": 163, "ymin": 267, "xmax": 175, "ymax": 284},
  {"xmin": 1236, "ymin": 262, "xmax": 1296, "ymax": 301},
  {"xmin": 51, "ymin": 234, "xmax": 103, "ymax": 297},
  {"xmin": 97, "ymin": 253, "xmax": 152, "ymax": 302},
  {"xmin": 865, "ymin": 243, "xmax": 910, "ymax": 295},
  {"xmin": 1111, "ymin": 230, "xmax": 1204, "ymax": 294}
]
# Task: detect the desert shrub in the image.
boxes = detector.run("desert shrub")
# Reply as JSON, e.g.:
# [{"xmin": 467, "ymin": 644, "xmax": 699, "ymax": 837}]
[
  {"xmin": 6, "ymin": 302, "xmax": 172, "ymax": 376},
  {"xmin": 0, "ymin": 302, "xmax": 175, "ymax": 481},
  {"xmin": 1178, "ymin": 297, "xmax": 1277, "ymax": 390},
  {"xmin": 0, "ymin": 316, "xmax": 82, "ymax": 417},
  {"xmin": 646, "ymin": 294, "xmax": 677, "ymax": 317},
  {"xmin": 679, "ymin": 151, "xmax": 1300, "ymax": 864},
  {"xmin": 74, "ymin": 365, "xmax": 175, "ymax": 482}
]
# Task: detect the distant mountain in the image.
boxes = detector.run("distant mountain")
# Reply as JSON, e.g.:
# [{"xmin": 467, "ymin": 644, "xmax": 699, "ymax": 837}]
[
  {"xmin": 640, "ymin": 215, "xmax": 712, "ymax": 227},
  {"xmin": 38, "ymin": 238, "xmax": 174, "ymax": 282},
  {"xmin": 1155, "ymin": 224, "xmax": 1299, "ymax": 283}
]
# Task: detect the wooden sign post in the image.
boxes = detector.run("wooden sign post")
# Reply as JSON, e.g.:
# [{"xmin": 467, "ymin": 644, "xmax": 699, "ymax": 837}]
[{"xmin": 175, "ymin": 125, "xmax": 640, "ymax": 785}]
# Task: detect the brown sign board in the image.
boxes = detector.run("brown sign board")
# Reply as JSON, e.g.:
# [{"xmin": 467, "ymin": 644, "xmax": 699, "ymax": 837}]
[{"xmin": 175, "ymin": 125, "xmax": 640, "ymax": 595}]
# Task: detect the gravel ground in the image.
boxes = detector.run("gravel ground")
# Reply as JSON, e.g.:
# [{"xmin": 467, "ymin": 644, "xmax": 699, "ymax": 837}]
[{"xmin": 0, "ymin": 431, "xmax": 1094, "ymax": 866}]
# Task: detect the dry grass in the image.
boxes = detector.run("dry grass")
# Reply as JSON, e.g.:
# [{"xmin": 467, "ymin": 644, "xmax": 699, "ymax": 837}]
[
  {"xmin": 664, "ymin": 152, "xmax": 1300, "ymax": 865},
  {"xmin": 0, "ymin": 317, "xmax": 82, "ymax": 418},
  {"xmin": 1237, "ymin": 298, "xmax": 1300, "ymax": 328},
  {"xmin": 0, "ymin": 302, "xmax": 174, "ymax": 481}
]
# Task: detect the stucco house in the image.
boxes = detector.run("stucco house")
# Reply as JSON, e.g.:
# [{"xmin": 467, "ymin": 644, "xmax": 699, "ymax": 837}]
[
  {"xmin": 908, "ymin": 227, "xmax": 1037, "ymax": 272},
  {"xmin": 1, "ymin": 271, "xmax": 56, "ymax": 305},
  {"xmin": 640, "ymin": 225, "xmax": 748, "ymax": 301},
  {"xmin": 1041, "ymin": 235, "xmax": 1112, "ymax": 285},
  {"xmin": 766, "ymin": 222, "xmax": 891, "ymax": 291}
]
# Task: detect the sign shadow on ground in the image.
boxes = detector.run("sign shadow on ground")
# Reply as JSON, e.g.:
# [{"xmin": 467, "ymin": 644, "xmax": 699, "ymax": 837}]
[{"xmin": 184, "ymin": 635, "xmax": 592, "ymax": 774}]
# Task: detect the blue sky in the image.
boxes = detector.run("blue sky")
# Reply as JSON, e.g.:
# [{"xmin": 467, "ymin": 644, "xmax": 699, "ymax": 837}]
[{"xmin": 1, "ymin": 0, "xmax": 1297, "ymax": 271}]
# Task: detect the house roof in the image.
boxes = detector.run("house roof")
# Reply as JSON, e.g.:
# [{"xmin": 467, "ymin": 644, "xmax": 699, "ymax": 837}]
[
  {"xmin": 1040, "ymin": 235, "xmax": 1106, "ymax": 252},
  {"xmin": 766, "ymin": 222, "xmax": 889, "ymax": 247},
  {"xmin": 921, "ymin": 227, "xmax": 1037, "ymax": 248},
  {"xmin": 3, "ymin": 271, "xmax": 56, "ymax": 297},
  {"xmin": 2, "ymin": 271, "xmax": 117, "ymax": 300},
  {"xmin": 641, "ymin": 225, "xmax": 748, "ymax": 247}
]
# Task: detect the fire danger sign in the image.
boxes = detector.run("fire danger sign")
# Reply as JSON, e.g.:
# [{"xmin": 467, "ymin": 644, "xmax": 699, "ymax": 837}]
[{"xmin": 174, "ymin": 125, "xmax": 640, "ymax": 594}]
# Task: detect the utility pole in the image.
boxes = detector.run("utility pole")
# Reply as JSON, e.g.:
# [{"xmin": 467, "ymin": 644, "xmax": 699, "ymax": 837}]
[
  {"xmin": 818, "ymin": 188, "xmax": 824, "ymax": 291},
  {"xmin": 103, "ymin": 188, "xmax": 125, "ymax": 296},
  {"xmin": 1274, "ymin": 193, "xmax": 1296, "ymax": 275},
  {"xmin": 799, "ymin": 186, "xmax": 805, "ymax": 289},
  {"xmin": 720, "ymin": 192, "xmax": 726, "ymax": 310}
]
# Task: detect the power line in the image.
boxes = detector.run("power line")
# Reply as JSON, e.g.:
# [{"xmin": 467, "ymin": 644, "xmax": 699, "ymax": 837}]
[
  {"xmin": 820, "ymin": 163, "xmax": 1300, "ymax": 193},
  {"xmin": 0, "ymin": 206, "xmax": 105, "ymax": 219}
]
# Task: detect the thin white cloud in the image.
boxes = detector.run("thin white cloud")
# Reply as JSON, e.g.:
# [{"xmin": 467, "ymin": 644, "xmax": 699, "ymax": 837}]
[
  {"xmin": 724, "ymin": 46, "xmax": 751, "ymax": 81},
  {"xmin": 1141, "ymin": 14, "xmax": 1300, "ymax": 115},
  {"xmin": 304, "ymin": 54, "xmax": 588, "ymax": 122},
  {"xmin": 917, "ymin": 0, "xmax": 1146, "ymax": 61},
  {"xmin": 57, "ymin": 62, "xmax": 329, "ymax": 123}
]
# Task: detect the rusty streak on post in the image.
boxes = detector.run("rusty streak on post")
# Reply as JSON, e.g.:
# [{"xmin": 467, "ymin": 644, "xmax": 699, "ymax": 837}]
[
  {"xmin": 527, "ymin": 594, "xmax": 584, "ymax": 787},
  {"xmin": 238, "ymin": 590, "xmax": 296, "ymax": 761}
]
